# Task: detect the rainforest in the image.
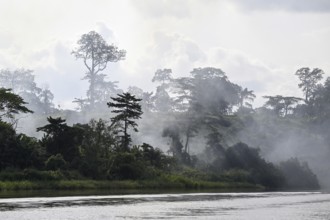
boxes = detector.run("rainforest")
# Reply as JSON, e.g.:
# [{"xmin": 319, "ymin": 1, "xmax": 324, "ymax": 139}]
[{"xmin": 0, "ymin": 31, "xmax": 328, "ymax": 192}]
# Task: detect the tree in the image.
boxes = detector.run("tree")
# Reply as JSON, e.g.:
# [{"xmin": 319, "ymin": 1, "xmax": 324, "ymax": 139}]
[
  {"xmin": 263, "ymin": 95, "xmax": 302, "ymax": 117},
  {"xmin": 279, "ymin": 158, "xmax": 319, "ymax": 189},
  {"xmin": 38, "ymin": 87, "xmax": 55, "ymax": 115},
  {"xmin": 153, "ymin": 87, "xmax": 173, "ymax": 112},
  {"xmin": 308, "ymin": 77, "xmax": 330, "ymax": 118},
  {"xmin": 75, "ymin": 119, "xmax": 118, "ymax": 178},
  {"xmin": 0, "ymin": 69, "xmax": 38, "ymax": 93},
  {"xmin": 151, "ymin": 69, "xmax": 173, "ymax": 112},
  {"xmin": 295, "ymin": 67, "xmax": 324, "ymax": 103},
  {"xmin": 0, "ymin": 121, "xmax": 43, "ymax": 170},
  {"xmin": 224, "ymin": 143, "xmax": 285, "ymax": 188},
  {"xmin": 127, "ymin": 86, "xmax": 144, "ymax": 98},
  {"xmin": 162, "ymin": 111, "xmax": 199, "ymax": 165},
  {"xmin": 72, "ymin": 31, "xmax": 126, "ymax": 108},
  {"xmin": 0, "ymin": 88, "xmax": 33, "ymax": 121},
  {"xmin": 93, "ymin": 78, "xmax": 122, "ymax": 109},
  {"xmin": 282, "ymin": 96, "xmax": 303, "ymax": 116},
  {"xmin": 152, "ymin": 68, "xmax": 173, "ymax": 84},
  {"xmin": 0, "ymin": 69, "xmax": 52, "ymax": 114},
  {"xmin": 263, "ymin": 95, "xmax": 284, "ymax": 116},
  {"xmin": 107, "ymin": 92, "xmax": 143, "ymax": 151},
  {"xmin": 173, "ymin": 67, "xmax": 241, "ymax": 114},
  {"xmin": 238, "ymin": 87, "xmax": 256, "ymax": 108},
  {"xmin": 37, "ymin": 117, "xmax": 82, "ymax": 164},
  {"xmin": 162, "ymin": 125, "xmax": 185, "ymax": 160},
  {"xmin": 162, "ymin": 67, "xmax": 241, "ymax": 158},
  {"xmin": 191, "ymin": 67, "xmax": 240, "ymax": 114},
  {"xmin": 128, "ymin": 86, "xmax": 154, "ymax": 112}
]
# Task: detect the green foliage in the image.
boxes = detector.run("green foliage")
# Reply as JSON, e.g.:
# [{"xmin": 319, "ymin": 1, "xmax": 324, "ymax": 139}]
[
  {"xmin": 76, "ymin": 119, "xmax": 117, "ymax": 179},
  {"xmin": 17, "ymin": 134, "xmax": 45, "ymax": 169},
  {"xmin": 263, "ymin": 95, "xmax": 302, "ymax": 117},
  {"xmin": 221, "ymin": 169, "xmax": 251, "ymax": 183},
  {"xmin": 109, "ymin": 143, "xmax": 175, "ymax": 180},
  {"xmin": 238, "ymin": 88, "xmax": 256, "ymax": 108},
  {"xmin": 172, "ymin": 67, "xmax": 241, "ymax": 114},
  {"xmin": 224, "ymin": 142, "xmax": 263, "ymax": 169},
  {"xmin": 0, "ymin": 63, "xmax": 326, "ymax": 191},
  {"xmin": 162, "ymin": 125, "xmax": 185, "ymax": 161},
  {"xmin": 0, "ymin": 169, "xmax": 65, "ymax": 181},
  {"xmin": 107, "ymin": 92, "xmax": 143, "ymax": 150},
  {"xmin": 37, "ymin": 117, "xmax": 82, "ymax": 164},
  {"xmin": 203, "ymin": 142, "xmax": 286, "ymax": 189},
  {"xmin": 45, "ymin": 154, "xmax": 67, "ymax": 170},
  {"xmin": 152, "ymin": 69, "xmax": 173, "ymax": 112},
  {"xmin": 110, "ymin": 152, "xmax": 145, "ymax": 180},
  {"xmin": 295, "ymin": 67, "xmax": 324, "ymax": 103},
  {"xmin": 0, "ymin": 121, "xmax": 20, "ymax": 170},
  {"xmin": 279, "ymin": 158, "xmax": 319, "ymax": 189},
  {"xmin": 0, "ymin": 121, "xmax": 43, "ymax": 170},
  {"xmin": 0, "ymin": 88, "xmax": 33, "ymax": 120}
]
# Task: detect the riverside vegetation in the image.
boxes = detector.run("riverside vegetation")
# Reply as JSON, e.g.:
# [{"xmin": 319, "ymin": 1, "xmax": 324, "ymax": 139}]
[{"xmin": 0, "ymin": 31, "xmax": 325, "ymax": 192}]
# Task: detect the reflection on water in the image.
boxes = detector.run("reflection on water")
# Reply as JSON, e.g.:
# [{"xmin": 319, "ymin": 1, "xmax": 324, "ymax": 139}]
[{"xmin": 0, "ymin": 191, "xmax": 330, "ymax": 219}]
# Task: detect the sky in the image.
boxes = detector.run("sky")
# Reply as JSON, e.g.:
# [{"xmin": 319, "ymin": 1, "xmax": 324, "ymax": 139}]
[{"xmin": 0, "ymin": 0, "xmax": 329, "ymax": 109}]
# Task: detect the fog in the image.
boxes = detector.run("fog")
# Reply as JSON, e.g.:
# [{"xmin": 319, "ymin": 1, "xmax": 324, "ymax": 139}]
[
  {"xmin": 1, "ymin": 57, "xmax": 329, "ymax": 189},
  {"xmin": 0, "ymin": 1, "xmax": 330, "ymax": 190}
]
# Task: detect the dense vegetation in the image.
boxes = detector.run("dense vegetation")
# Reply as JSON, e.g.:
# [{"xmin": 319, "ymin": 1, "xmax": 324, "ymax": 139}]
[{"xmin": 0, "ymin": 31, "xmax": 327, "ymax": 191}]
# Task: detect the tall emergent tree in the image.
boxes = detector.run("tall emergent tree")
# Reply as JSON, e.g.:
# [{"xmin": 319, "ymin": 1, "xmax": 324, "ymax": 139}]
[
  {"xmin": 173, "ymin": 67, "xmax": 241, "ymax": 114},
  {"xmin": 152, "ymin": 68, "xmax": 173, "ymax": 84},
  {"xmin": 295, "ymin": 67, "xmax": 324, "ymax": 103},
  {"xmin": 152, "ymin": 69, "xmax": 173, "ymax": 112},
  {"xmin": 107, "ymin": 92, "xmax": 143, "ymax": 151},
  {"xmin": 72, "ymin": 31, "xmax": 126, "ymax": 108}
]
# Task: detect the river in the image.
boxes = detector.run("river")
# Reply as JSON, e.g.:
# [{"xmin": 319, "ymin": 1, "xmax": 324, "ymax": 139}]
[{"xmin": 0, "ymin": 191, "xmax": 329, "ymax": 219}]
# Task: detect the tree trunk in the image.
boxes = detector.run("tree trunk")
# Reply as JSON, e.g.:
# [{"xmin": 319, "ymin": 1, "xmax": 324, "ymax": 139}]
[
  {"xmin": 89, "ymin": 74, "xmax": 95, "ymax": 108},
  {"xmin": 124, "ymin": 118, "xmax": 128, "ymax": 150},
  {"xmin": 90, "ymin": 51, "xmax": 96, "ymax": 108},
  {"xmin": 184, "ymin": 130, "xmax": 190, "ymax": 154}
]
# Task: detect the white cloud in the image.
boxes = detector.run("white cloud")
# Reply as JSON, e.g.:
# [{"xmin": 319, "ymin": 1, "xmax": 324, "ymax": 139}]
[
  {"xmin": 203, "ymin": 47, "xmax": 302, "ymax": 106},
  {"xmin": 0, "ymin": 0, "xmax": 329, "ymax": 109},
  {"xmin": 231, "ymin": 0, "xmax": 330, "ymax": 12},
  {"xmin": 96, "ymin": 22, "xmax": 116, "ymax": 43},
  {"xmin": 130, "ymin": 0, "xmax": 192, "ymax": 18}
]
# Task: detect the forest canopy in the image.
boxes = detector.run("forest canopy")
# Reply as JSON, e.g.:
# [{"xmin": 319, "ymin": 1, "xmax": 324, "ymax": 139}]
[{"xmin": 0, "ymin": 31, "xmax": 328, "ymax": 190}]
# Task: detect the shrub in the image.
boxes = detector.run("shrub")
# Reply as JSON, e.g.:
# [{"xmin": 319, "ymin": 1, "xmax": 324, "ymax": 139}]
[
  {"xmin": 279, "ymin": 158, "xmax": 319, "ymax": 189},
  {"xmin": 221, "ymin": 169, "xmax": 251, "ymax": 182},
  {"xmin": 45, "ymin": 154, "xmax": 67, "ymax": 170}
]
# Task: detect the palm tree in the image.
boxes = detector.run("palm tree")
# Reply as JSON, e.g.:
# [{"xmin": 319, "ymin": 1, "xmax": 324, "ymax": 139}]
[{"xmin": 238, "ymin": 87, "xmax": 256, "ymax": 108}]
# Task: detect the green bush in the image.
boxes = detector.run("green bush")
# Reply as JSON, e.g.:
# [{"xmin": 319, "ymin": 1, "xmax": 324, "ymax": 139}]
[
  {"xmin": 221, "ymin": 169, "xmax": 251, "ymax": 182},
  {"xmin": 23, "ymin": 169, "xmax": 65, "ymax": 181},
  {"xmin": 279, "ymin": 158, "xmax": 319, "ymax": 189},
  {"xmin": 223, "ymin": 142, "xmax": 286, "ymax": 189},
  {"xmin": 0, "ymin": 168, "xmax": 25, "ymax": 181},
  {"xmin": 45, "ymin": 154, "xmax": 67, "ymax": 170}
]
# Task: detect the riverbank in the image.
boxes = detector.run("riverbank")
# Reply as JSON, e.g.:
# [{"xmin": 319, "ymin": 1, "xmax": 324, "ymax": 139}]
[{"xmin": 0, "ymin": 176, "xmax": 263, "ymax": 192}]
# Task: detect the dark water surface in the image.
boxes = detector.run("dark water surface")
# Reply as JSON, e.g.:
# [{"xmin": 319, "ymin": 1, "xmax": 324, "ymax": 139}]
[{"xmin": 0, "ymin": 191, "xmax": 329, "ymax": 219}]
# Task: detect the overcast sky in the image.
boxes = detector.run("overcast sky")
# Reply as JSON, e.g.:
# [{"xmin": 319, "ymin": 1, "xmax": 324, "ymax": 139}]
[{"xmin": 0, "ymin": 0, "xmax": 329, "ymax": 109}]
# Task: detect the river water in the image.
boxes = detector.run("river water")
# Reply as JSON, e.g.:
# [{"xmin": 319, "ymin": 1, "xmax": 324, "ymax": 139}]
[{"xmin": 0, "ymin": 191, "xmax": 329, "ymax": 219}]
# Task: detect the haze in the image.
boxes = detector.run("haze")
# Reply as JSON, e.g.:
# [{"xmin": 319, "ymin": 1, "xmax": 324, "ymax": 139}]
[{"xmin": 0, "ymin": 0, "xmax": 329, "ymax": 109}]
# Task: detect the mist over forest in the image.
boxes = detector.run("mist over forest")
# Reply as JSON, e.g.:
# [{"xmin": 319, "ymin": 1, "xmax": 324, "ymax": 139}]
[{"xmin": 0, "ymin": 30, "xmax": 329, "ymax": 190}]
